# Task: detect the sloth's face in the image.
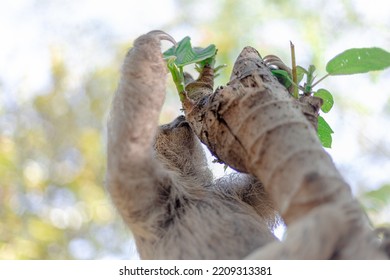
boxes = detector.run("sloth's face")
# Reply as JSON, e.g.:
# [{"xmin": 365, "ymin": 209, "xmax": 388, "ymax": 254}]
[{"xmin": 154, "ymin": 115, "xmax": 207, "ymax": 172}]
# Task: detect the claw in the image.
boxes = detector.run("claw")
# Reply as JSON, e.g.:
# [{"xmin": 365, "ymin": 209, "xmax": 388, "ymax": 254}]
[
  {"xmin": 147, "ymin": 30, "xmax": 177, "ymax": 46},
  {"xmin": 263, "ymin": 55, "xmax": 292, "ymax": 74}
]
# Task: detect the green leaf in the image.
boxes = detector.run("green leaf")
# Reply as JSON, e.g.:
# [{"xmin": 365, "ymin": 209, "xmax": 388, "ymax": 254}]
[
  {"xmin": 326, "ymin": 47, "xmax": 390, "ymax": 75},
  {"xmin": 306, "ymin": 65, "xmax": 316, "ymax": 84},
  {"xmin": 361, "ymin": 184, "xmax": 390, "ymax": 212},
  {"xmin": 296, "ymin": 66, "xmax": 306, "ymax": 84},
  {"xmin": 163, "ymin": 37, "xmax": 217, "ymax": 67},
  {"xmin": 163, "ymin": 36, "xmax": 217, "ymax": 97},
  {"xmin": 271, "ymin": 69, "xmax": 292, "ymax": 88},
  {"xmin": 364, "ymin": 184, "xmax": 390, "ymax": 205},
  {"xmin": 166, "ymin": 56, "xmax": 185, "ymax": 95},
  {"xmin": 314, "ymin": 88, "xmax": 334, "ymax": 113},
  {"xmin": 317, "ymin": 116, "xmax": 334, "ymax": 148},
  {"xmin": 195, "ymin": 56, "xmax": 216, "ymax": 69},
  {"xmin": 193, "ymin": 46, "xmax": 217, "ymax": 64}
]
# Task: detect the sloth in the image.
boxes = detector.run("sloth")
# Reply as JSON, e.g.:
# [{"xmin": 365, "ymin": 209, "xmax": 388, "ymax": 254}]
[{"xmin": 106, "ymin": 30, "xmax": 361, "ymax": 259}]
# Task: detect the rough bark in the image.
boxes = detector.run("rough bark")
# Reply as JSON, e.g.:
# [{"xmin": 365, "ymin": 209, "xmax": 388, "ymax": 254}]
[{"xmin": 183, "ymin": 46, "xmax": 387, "ymax": 259}]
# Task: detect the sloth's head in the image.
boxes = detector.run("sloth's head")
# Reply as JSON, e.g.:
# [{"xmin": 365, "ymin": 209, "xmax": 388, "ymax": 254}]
[{"xmin": 154, "ymin": 115, "xmax": 212, "ymax": 182}]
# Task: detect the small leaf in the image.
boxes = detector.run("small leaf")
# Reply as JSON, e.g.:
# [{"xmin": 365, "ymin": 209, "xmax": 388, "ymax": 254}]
[
  {"xmin": 314, "ymin": 88, "xmax": 334, "ymax": 113},
  {"xmin": 193, "ymin": 46, "xmax": 217, "ymax": 64},
  {"xmin": 317, "ymin": 116, "xmax": 333, "ymax": 148},
  {"xmin": 364, "ymin": 184, "xmax": 390, "ymax": 205},
  {"xmin": 271, "ymin": 69, "xmax": 292, "ymax": 88},
  {"xmin": 306, "ymin": 65, "xmax": 316, "ymax": 84},
  {"xmin": 166, "ymin": 56, "xmax": 185, "ymax": 95},
  {"xmin": 361, "ymin": 184, "xmax": 390, "ymax": 212},
  {"xmin": 297, "ymin": 65, "xmax": 308, "ymax": 74},
  {"xmin": 326, "ymin": 47, "xmax": 390, "ymax": 75},
  {"xmin": 163, "ymin": 37, "xmax": 217, "ymax": 67},
  {"xmin": 163, "ymin": 36, "xmax": 217, "ymax": 97},
  {"xmin": 162, "ymin": 44, "xmax": 177, "ymax": 58},
  {"xmin": 296, "ymin": 66, "xmax": 306, "ymax": 83},
  {"xmin": 195, "ymin": 55, "xmax": 216, "ymax": 69}
]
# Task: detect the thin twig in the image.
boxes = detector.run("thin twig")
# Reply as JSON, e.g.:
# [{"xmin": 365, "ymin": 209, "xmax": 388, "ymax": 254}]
[{"xmin": 290, "ymin": 41, "xmax": 298, "ymax": 99}]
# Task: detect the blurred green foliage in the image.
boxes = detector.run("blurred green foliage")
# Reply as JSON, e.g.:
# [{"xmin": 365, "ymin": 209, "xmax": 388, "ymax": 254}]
[
  {"xmin": 1, "ymin": 0, "xmax": 389, "ymax": 259},
  {"xmin": 0, "ymin": 48, "xmax": 130, "ymax": 259}
]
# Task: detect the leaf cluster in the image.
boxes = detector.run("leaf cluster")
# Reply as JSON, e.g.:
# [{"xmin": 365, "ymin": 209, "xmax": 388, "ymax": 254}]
[
  {"xmin": 163, "ymin": 37, "xmax": 390, "ymax": 149},
  {"xmin": 273, "ymin": 47, "xmax": 390, "ymax": 147},
  {"xmin": 163, "ymin": 37, "xmax": 217, "ymax": 100}
]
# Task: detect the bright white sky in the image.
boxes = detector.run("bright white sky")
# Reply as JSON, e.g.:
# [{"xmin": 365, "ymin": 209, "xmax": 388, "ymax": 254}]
[{"xmin": 1, "ymin": 0, "xmax": 389, "ymax": 222}]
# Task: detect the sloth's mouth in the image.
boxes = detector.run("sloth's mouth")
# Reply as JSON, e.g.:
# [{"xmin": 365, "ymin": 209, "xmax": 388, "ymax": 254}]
[
  {"xmin": 176, "ymin": 120, "xmax": 190, "ymax": 128},
  {"xmin": 159, "ymin": 115, "xmax": 191, "ymax": 134},
  {"xmin": 173, "ymin": 115, "xmax": 190, "ymax": 128}
]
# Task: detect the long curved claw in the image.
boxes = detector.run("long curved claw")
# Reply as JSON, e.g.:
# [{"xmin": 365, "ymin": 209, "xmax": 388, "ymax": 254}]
[
  {"xmin": 263, "ymin": 55, "xmax": 292, "ymax": 74},
  {"xmin": 147, "ymin": 30, "xmax": 177, "ymax": 46}
]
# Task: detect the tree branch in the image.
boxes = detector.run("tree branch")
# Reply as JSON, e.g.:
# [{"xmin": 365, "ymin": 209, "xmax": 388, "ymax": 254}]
[{"xmin": 182, "ymin": 46, "xmax": 387, "ymax": 259}]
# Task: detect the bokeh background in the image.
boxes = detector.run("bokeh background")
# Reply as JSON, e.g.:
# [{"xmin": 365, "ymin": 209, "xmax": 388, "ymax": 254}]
[{"xmin": 1, "ymin": 0, "xmax": 389, "ymax": 259}]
